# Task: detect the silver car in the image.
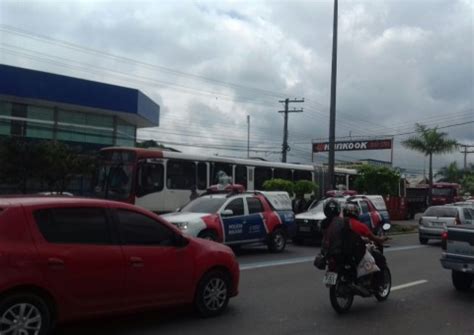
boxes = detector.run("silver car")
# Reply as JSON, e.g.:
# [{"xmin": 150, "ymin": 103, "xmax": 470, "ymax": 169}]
[{"xmin": 419, "ymin": 205, "xmax": 474, "ymax": 244}]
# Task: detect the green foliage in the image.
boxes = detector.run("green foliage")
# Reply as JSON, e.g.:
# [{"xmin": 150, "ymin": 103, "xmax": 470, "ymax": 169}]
[
  {"xmin": 354, "ymin": 165, "xmax": 400, "ymax": 196},
  {"xmin": 0, "ymin": 138, "xmax": 96, "ymax": 194},
  {"xmin": 435, "ymin": 161, "xmax": 462, "ymax": 183},
  {"xmin": 402, "ymin": 123, "xmax": 458, "ymax": 196},
  {"xmin": 0, "ymin": 138, "xmax": 43, "ymax": 193},
  {"xmin": 294, "ymin": 180, "xmax": 318, "ymax": 196},
  {"xmin": 460, "ymin": 164, "xmax": 474, "ymax": 195},
  {"xmin": 262, "ymin": 179, "xmax": 294, "ymax": 197},
  {"xmin": 402, "ymin": 123, "xmax": 458, "ymax": 156}
]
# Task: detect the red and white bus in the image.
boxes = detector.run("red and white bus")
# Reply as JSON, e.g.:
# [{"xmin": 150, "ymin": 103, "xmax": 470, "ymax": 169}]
[{"xmin": 93, "ymin": 147, "xmax": 357, "ymax": 213}]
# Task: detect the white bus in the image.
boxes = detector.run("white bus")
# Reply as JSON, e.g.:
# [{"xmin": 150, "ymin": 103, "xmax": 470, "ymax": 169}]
[{"xmin": 93, "ymin": 147, "xmax": 358, "ymax": 213}]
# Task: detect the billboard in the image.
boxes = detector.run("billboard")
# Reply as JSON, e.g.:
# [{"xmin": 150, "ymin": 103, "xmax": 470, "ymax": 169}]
[{"xmin": 312, "ymin": 139, "xmax": 392, "ymax": 153}]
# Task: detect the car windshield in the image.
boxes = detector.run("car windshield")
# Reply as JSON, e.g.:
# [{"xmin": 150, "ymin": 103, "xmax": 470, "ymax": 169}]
[
  {"xmin": 180, "ymin": 197, "xmax": 227, "ymax": 214},
  {"xmin": 93, "ymin": 164, "xmax": 134, "ymax": 200},
  {"xmin": 424, "ymin": 207, "xmax": 458, "ymax": 218},
  {"xmin": 309, "ymin": 198, "xmax": 345, "ymax": 213}
]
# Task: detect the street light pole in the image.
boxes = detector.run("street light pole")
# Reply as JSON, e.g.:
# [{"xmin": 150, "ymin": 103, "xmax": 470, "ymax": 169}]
[{"xmin": 328, "ymin": 0, "xmax": 338, "ymax": 190}]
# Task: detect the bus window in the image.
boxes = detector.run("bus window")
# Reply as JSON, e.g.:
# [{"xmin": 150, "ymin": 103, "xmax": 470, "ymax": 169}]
[
  {"xmin": 197, "ymin": 162, "xmax": 207, "ymax": 190},
  {"xmin": 334, "ymin": 174, "xmax": 346, "ymax": 188},
  {"xmin": 255, "ymin": 167, "xmax": 272, "ymax": 190},
  {"xmin": 211, "ymin": 162, "xmax": 233, "ymax": 184},
  {"xmin": 166, "ymin": 160, "xmax": 196, "ymax": 190},
  {"xmin": 274, "ymin": 168, "xmax": 292, "ymax": 181},
  {"xmin": 137, "ymin": 163, "xmax": 164, "ymax": 197},
  {"xmin": 294, "ymin": 170, "xmax": 312, "ymax": 182},
  {"xmin": 235, "ymin": 165, "xmax": 247, "ymax": 189}
]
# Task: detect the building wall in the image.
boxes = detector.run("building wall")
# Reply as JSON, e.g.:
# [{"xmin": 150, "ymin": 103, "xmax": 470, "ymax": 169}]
[{"xmin": 0, "ymin": 99, "xmax": 136, "ymax": 147}]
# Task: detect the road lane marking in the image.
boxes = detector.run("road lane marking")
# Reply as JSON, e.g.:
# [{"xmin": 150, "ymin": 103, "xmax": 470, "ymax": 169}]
[
  {"xmin": 392, "ymin": 280, "xmax": 428, "ymax": 291},
  {"xmin": 240, "ymin": 245, "xmax": 427, "ymax": 271},
  {"xmin": 240, "ymin": 256, "xmax": 314, "ymax": 270}
]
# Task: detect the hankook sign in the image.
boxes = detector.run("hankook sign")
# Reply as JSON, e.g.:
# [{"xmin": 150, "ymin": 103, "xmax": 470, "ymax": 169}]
[{"xmin": 312, "ymin": 139, "xmax": 392, "ymax": 152}]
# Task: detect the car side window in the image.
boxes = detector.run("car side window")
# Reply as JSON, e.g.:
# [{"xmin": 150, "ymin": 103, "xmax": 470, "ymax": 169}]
[
  {"xmin": 34, "ymin": 207, "xmax": 111, "ymax": 245},
  {"xmin": 360, "ymin": 201, "xmax": 369, "ymax": 214},
  {"xmin": 225, "ymin": 198, "xmax": 244, "ymax": 216},
  {"xmin": 247, "ymin": 197, "xmax": 264, "ymax": 214},
  {"xmin": 116, "ymin": 209, "xmax": 175, "ymax": 246},
  {"xmin": 463, "ymin": 208, "xmax": 473, "ymax": 220}
]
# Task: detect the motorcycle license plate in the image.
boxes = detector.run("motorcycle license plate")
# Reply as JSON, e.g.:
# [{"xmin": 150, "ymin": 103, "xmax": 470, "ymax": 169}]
[{"xmin": 323, "ymin": 272, "xmax": 338, "ymax": 286}]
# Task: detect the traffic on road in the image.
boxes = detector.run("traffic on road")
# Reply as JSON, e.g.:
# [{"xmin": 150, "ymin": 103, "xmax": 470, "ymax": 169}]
[{"xmin": 0, "ymin": 189, "xmax": 473, "ymax": 335}]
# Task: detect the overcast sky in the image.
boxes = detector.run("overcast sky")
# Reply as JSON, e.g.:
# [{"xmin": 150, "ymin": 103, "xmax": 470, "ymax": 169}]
[{"xmin": 1, "ymin": 0, "xmax": 473, "ymax": 175}]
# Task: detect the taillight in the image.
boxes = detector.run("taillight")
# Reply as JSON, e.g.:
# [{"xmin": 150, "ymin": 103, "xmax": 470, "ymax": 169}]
[{"xmin": 441, "ymin": 231, "xmax": 448, "ymax": 250}]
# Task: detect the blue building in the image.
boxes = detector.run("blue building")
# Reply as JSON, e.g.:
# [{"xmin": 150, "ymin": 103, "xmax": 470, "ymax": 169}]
[{"xmin": 0, "ymin": 64, "xmax": 160, "ymax": 150}]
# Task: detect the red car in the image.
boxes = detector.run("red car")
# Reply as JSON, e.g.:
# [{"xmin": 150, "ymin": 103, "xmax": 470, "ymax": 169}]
[{"xmin": 0, "ymin": 197, "xmax": 239, "ymax": 334}]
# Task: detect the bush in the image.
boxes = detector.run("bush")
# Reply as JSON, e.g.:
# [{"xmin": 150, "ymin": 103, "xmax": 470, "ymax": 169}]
[
  {"xmin": 294, "ymin": 180, "xmax": 318, "ymax": 196},
  {"xmin": 262, "ymin": 179, "xmax": 294, "ymax": 197}
]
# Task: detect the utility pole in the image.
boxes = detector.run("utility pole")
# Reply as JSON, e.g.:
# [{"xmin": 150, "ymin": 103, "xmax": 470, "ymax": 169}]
[
  {"xmin": 247, "ymin": 115, "xmax": 250, "ymax": 159},
  {"xmin": 279, "ymin": 98, "xmax": 304, "ymax": 162},
  {"xmin": 460, "ymin": 144, "xmax": 474, "ymax": 170},
  {"xmin": 328, "ymin": 0, "xmax": 338, "ymax": 189}
]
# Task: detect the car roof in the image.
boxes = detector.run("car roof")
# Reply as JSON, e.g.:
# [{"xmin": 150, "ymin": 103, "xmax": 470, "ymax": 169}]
[{"xmin": 0, "ymin": 196, "xmax": 131, "ymax": 208}]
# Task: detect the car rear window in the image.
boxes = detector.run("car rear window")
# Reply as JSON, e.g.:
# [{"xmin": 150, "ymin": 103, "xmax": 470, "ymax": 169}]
[{"xmin": 424, "ymin": 207, "xmax": 458, "ymax": 218}]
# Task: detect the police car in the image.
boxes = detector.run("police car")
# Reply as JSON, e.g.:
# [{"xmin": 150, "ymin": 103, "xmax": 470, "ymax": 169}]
[{"xmin": 161, "ymin": 187, "xmax": 296, "ymax": 252}]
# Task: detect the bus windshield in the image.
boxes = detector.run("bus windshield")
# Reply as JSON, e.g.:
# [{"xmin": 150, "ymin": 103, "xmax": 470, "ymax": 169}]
[
  {"xmin": 94, "ymin": 164, "xmax": 134, "ymax": 200},
  {"xmin": 432, "ymin": 188, "xmax": 453, "ymax": 197}
]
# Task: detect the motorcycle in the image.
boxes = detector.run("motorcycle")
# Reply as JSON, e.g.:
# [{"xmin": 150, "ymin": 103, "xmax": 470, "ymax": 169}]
[{"xmin": 322, "ymin": 223, "xmax": 392, "ymax": 313}]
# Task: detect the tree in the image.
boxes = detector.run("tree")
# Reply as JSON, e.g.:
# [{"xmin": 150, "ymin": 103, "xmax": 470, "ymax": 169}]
[
  {"xmin": 294, "ymin": 180, "xmax": 319, "ymax": 197},
  {"xmin": 37, "ymin": 141, "xmax": 96, "ymax": 193},
  {"xmin": 0, "ymin": 138, "xmax": 43, "ymax": 193},
  {"xmin": 402, "ymin": 123, "xmax": 458, "ymax": 204},
  {"xmin": 262, "ymin": 179, "xmax": 294, "ymax": 197},
  {"xmin": 354, "ymin": 165, "xmax": 400, "ymax": 196},
  {"xmin": 435, "ymin": 162, "xmax": 462, "ymax": 183}
]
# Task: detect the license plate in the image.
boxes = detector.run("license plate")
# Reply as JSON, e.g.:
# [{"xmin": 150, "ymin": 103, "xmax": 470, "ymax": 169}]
[
  {"xmin": 323, "ymin": 272, "xmax": 338, "ymax": 286},
  {"xmin": 299, "ymin": 226, "xmax": 311, "ymax": 232},
  {"xmin": 430, "ymin": 221, "xmax": 443, "ymax": 227}
]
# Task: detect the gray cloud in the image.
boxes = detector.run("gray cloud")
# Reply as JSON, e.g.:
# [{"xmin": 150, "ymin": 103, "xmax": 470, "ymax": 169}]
[{"xmin": 0, "ymin": 0, "xmax": 472, "ymax": 171}]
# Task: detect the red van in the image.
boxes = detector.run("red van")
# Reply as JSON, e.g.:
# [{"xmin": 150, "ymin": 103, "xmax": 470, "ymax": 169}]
[{"xmin": 0, "ymin": 197, "xmax": 239, "ymax": 334}]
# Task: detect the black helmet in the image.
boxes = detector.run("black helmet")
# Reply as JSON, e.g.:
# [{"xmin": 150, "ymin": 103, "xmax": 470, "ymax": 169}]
[
  {"xmin": 343, "ymin": 202, "xmax": 360, "ymax": 219},
  {"xmin": 323, "ymin": 199, "xmax": 341, "ymax": 219}
]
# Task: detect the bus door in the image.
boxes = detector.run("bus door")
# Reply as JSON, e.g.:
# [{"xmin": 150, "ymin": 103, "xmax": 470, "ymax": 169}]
[
  {"xmin": 164, "ymin": 159, "xmax": 197, "ymax": 213},
  {"xmin": 135, "ymin": 159, "xmax": 166, "ymax": 212}
]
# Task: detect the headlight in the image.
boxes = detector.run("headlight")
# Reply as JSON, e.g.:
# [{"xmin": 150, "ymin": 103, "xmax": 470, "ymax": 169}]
[{"xmin": 174, "ymin": 222, "xmax": 189, "ymax": 230}]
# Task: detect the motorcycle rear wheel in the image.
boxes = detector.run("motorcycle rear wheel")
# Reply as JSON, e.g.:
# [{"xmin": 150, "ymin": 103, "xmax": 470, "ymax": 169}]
[
  {"xmin": 329, "ymin": 279, "xmax": 354, "ymax": 314},
  {"xmin": 374, "ymin": 267, "xmax": 391, "ymax": 301}
]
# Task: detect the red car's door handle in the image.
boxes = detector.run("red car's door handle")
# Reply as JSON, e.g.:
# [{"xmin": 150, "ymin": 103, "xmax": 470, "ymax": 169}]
[
  {"xmin": 129, "ymin": 257, "xmax": 144, "ymax": 268},
  {"xmin": 47, "ymin": 257, "xmax": 65, "ymax": 269}
]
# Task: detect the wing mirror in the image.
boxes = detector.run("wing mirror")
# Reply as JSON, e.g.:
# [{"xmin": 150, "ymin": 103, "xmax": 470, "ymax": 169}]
[
  {"xmin": 221, "ymin": 209, "xmax": 234, "ymax": 217},
  {"xmin": 382, "ymin": 223, "xmax": 391, "ymax": 231},
  {"xmin": 174, "ymin": 233, "xmax": 189, "ymax": 247}
]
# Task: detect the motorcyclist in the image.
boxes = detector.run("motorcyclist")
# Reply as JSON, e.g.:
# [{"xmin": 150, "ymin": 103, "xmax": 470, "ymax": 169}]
[
  {"xmin": 342, "ymin": 202, "xmax": 388, "ymax": 246},
  {"xmin": 317, "ymin": 199, "xmax": 387, "ymax": 271}
]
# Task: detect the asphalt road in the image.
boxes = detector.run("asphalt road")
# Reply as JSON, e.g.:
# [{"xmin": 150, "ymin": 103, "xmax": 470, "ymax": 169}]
[{"xmin": 56, "ymin": 234, "xmax": 474, "ymax": 335}]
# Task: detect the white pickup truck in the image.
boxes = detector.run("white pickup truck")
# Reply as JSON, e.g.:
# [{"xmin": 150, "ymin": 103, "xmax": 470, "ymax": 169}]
[{"xmin": 440, "ymin": 224, "xmax": 474, "ymax": 291}]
